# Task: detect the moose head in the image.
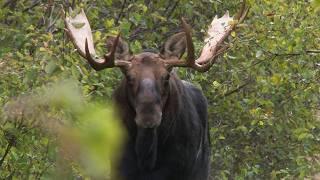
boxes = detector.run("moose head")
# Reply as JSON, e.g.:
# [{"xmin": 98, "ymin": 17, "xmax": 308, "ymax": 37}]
[{"xmin": 64, "ymin": 5, "xmax": 248, "ymax": 129}]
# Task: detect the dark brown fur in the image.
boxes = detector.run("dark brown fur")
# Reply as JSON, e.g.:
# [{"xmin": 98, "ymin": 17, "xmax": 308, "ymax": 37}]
[
  {"xmin": 108, "ymin": 32, "xmax": 211, "ymax": 180},
  {"xmin": 114, "ymin": 66, "xmax": 210, "ymax": 180}
]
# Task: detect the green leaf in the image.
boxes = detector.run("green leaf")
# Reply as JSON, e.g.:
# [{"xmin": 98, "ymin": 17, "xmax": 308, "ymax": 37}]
[
  {"xmin": 72, "ymin": 22, "xmax": 86, "ymax": 29},
  {"xmin": 45, "ymin": 60, "xmax": 58, "ymax": 75}
]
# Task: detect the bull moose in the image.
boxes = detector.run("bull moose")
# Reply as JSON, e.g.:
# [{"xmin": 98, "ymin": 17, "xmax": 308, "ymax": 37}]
[{"xmin": 64, "ymin": 3, "xmax": 248, "ymax": 180}]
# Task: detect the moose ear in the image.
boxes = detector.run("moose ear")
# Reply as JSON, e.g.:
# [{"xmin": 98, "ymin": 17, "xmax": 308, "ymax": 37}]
[
  {"xmin": 160, "ymin": 32, "xmax": 186, "ymax": 59},
  {"xmin": 106, "ymin": 36, "xmax": 131, "ymax": 60}
]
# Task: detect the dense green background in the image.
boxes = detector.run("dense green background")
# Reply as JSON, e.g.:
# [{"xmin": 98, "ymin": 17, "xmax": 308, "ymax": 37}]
[{"xmin": 0, "ymin": 0, "xmax": 319, "ymax": 179}]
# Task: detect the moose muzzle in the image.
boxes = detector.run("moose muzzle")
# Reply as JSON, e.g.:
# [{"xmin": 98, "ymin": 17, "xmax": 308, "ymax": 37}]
[{"xmin": 134, "ymin": 78, "xmax": 162, "ymax": 128}]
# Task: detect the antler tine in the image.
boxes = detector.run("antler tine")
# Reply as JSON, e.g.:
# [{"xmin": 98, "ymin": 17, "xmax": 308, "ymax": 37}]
[
  {"xmin": 69, "ymin": 7, "xmax": 73, "ymax": 14},
  {"xmin": 65, "ymin": 8, "xmax": 130, "ymax": 71},
  {"xmin": 84, "ymin": 33, "xmax": 131, "ymax": 70},
  {"xmin": 84, "ymin": 38, "xmax": 108, "ymax": 71},
  {"xmin": 209, "ymin": 2, "xmax": 249, "ymax": 58},
  {"xmin": 164, "ymin": 18, "xmax": 197, "ymax": 69},
  {"xmin": 181, "ymin": 18, "xmax": 196, "ymax": 67},
  {"xmin": 105, "ymin": 33, "xmax": 132, "ymax": 67},
  {"xmin": 194, "ymin": 1, "xmax": 248, "ymax": 71},
  {"xmin": 104, "ymin": 33, "xmax": 121, "ymax": 67},
  {"xmin": 165, "ymin": 2, "xmax": 248, "ymax": 72},
  {"xmin": 210, "ymin": 1, "xmax": 249, "ymax": 57}
]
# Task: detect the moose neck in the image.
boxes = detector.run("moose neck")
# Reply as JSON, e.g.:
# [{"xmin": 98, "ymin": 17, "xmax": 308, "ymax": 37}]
[{"xmin": 135, "ymin": 127, "xmax": 158, "ymax": 170}]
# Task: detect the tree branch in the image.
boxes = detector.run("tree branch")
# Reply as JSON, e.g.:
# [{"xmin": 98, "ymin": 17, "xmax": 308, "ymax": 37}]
[
  {"xmin": 272, "ymin": 50, "xmax": 320, "ymax": 57},
  {"xmin": 222, "ymin": 80, "xmax": 252, "ymax": 98},
  {"xmin": 115, "ymin": 0, "xmax": 127, "ymax": 26},
  {"xmin": 306, "ymin": 50, "xmax": 320, "ymax": 54},
  {"xmin": 2, "ymin": 0, "xmax": 18, "ymax": 9},
  {"xmin": 165, "ymin": 0, "xmax": 179, "ymax": 19},
  {"xmin": 0, "ymin": 140, "xmax": 14, "ymax": 168},
  {"xmin": 253, "ymin": 41, "xmax": 320, "ymax": 57},
  {"xmin": 23, "ymin": 0, "xmax": 41, "ymax": 12}
]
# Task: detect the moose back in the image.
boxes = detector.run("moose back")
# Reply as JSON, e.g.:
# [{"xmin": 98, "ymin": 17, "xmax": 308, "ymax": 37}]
[{"xmin": 65, "ymin": 4, "xmax": 248, "ymax": 180}]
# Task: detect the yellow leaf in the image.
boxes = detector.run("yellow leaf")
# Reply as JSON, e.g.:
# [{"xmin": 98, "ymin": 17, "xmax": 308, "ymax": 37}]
[
  {"xmin": 231, "ymin": 31, "xmax": 236, "ymax": 37},
  {"xmin": 39, "ymin": 47, "xmax": 46, "ymax": 52},
  {"xmin": 72, "ymin": 22, "xmax": 85, "ymax": 29},
  {"xmin": 271, "ymin": 74, "xmax": 281, "ymax": 85}
]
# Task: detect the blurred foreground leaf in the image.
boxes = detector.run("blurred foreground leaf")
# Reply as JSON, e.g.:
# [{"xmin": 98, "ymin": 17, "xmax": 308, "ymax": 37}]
[{"xmin": 2, "ymin": 80, "xmax": 125, "ymax": 179}]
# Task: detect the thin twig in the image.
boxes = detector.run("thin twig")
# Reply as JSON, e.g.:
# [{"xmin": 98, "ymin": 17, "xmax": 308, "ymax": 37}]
[
  {"xmin": 115, "ymin": 0, "xmax": 127, "ymax": 26},
  {"xmin": 0, "ymin": 141, "xmax": 14, "ymax": 168},
  {"xmin": 252, "ymin": 41, "xmax": 320, "ymax": 57},
  {"xmin": 166, "ymin": 0, "xmax": 179, "ymax": 19},
  {"xmin": 306, "ymin": 50, "xmax": 320, "ymax": 54},
  {"xmin": 71, "ymin": 0, "xmax": 76, "ymax": 8},
  {"xmin": 23, "ymin": 0, "xmax": 41, "ymax": 12},
  {"xmin": 222, "ymin": 81, "xmax": 251, "ymax": 97},
  {"xmin": 2, "ymin": 0, "xmax": 18, "ymax": 9}
]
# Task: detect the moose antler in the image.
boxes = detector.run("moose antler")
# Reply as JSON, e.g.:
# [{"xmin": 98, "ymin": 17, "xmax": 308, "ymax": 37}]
[
  {"xmin": 165, "ymin": 1, "xmax": 249, "ymax": 72},
  {"xmin": 64, "ymin": 8, "xmax": 130, "ymax": 70}
]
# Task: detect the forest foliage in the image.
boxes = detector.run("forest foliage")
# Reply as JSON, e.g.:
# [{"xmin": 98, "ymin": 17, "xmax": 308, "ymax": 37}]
[{"xmin": 0, "ymin": 0, "xmax": 319, "ymax": 179}]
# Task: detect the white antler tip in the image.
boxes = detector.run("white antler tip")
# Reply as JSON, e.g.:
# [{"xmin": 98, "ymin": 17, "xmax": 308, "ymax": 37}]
[
  {"xmin": 68, "ymin": 7, "xmax": 73, "ymax": 14},
  {"xmin": 223, "ymin": 11, "xmax": 230, "ymax": 18},
  {"xmin": 81, "ymin": 9, "xmax": 86, "ymax": 15}
]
